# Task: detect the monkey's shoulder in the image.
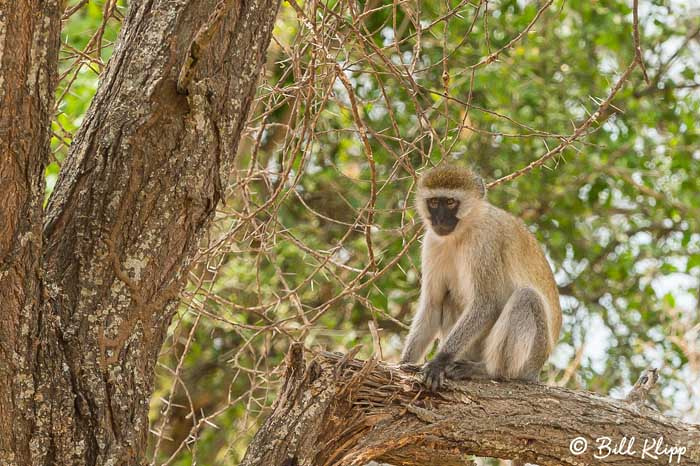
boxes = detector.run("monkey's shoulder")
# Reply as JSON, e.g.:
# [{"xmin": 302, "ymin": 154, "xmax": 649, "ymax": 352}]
[
  {"xmin": 482, "ymin": 203, "xmax": 525, "ymax": 225},
  {"xmin": 486, "ymin": 205, "xmax": 558, "ymax": 290},
  {"xmin": 459, "ymin": 204, "xmax": 519, "ymax": 243},
  {"xmin": 474, "ymin": 204, "xmax": 552, "ymax": 272},
  {"xmin": 482, "ymin": 204, "xmax": 541, "ymax": 242}
]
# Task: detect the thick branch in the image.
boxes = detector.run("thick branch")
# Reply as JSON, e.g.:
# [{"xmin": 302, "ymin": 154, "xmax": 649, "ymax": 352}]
[{"xmin": 242, "ymin": 345, "xmax": 700, "ymax": 466}]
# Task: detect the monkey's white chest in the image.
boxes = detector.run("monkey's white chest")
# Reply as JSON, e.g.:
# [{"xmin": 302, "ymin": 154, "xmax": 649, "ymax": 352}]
[{"xmin": 423, "ymin": 237, "xmax": 474, "ymax": 335}]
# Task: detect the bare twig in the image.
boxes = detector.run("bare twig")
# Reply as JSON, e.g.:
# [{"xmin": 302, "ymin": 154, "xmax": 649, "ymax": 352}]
[{"xmin": 633, "ymin": 0, "xmax": 651, "ymax": 84}]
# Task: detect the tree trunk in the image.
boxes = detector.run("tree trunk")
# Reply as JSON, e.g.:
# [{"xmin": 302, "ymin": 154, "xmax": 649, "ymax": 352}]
[
  {"xmin": 0, "ymin": 1, "xmax": 280, "ymax": 464},
  {"xmin": 0, "ymin": 1, "xmax": 62, "ymax": 464},
  {"xmin": 242, "ymin": 345, "xmax": 700, "ymax": 466}
]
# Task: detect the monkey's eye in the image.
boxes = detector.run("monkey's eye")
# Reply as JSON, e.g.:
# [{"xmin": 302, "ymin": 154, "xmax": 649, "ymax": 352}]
[
  {"xmin": 428, "ymin": 198, "xmax": 439, "ymax": 209},
  {"xmin": 445, "ymin": 198, "xmax": 458, "ymax": 209}
]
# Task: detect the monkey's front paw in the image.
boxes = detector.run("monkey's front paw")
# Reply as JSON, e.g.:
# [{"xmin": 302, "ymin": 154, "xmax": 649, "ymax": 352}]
[{"xmin": 421, "ymin": 359, "xmax": 447, "ymax": 391}]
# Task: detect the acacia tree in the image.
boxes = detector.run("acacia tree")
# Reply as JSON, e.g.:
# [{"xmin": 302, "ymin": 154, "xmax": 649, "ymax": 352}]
[
  {"xmin": 0, "ymin": 1, "xmax": 280, "ymax": 464},
  {"xmin": 4, "ymin": 0, "xmax": 700, "ymax": 465}
]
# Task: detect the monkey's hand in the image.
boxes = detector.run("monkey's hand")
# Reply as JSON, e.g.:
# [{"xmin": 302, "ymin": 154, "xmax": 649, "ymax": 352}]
[{"xmin": 421, "ymin": 353, "xmax": 452, "ymax": 391}]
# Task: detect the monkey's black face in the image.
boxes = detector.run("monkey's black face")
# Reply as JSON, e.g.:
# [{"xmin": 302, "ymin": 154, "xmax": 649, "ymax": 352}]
[{"xmin": 427, "ymin": 197, "xmax": 460, "ymax": 236}]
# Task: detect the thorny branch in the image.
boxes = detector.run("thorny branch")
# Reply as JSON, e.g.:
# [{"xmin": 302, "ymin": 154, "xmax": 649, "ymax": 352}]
[{"xmin": 487, "ymin": 0, "xmax": 647, "ymax": 188}]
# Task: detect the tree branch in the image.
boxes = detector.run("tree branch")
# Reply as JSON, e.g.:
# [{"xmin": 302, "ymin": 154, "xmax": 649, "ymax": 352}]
[{"xmin": 242, "ymin": 344, "xmax": 700, "ymax": 465}]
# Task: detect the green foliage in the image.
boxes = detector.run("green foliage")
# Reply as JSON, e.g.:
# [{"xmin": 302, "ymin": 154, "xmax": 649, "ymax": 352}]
[{"xmin": 48, "ymin": 0, "xmax": 125, "ymax": 201}]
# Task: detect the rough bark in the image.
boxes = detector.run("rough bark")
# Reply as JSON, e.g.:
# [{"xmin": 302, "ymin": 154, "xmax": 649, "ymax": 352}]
[
  {"xmin": 0, "ymin": 1, "xmax": 62, "ymax": 464},
  {"xmin": 242, "ymin": 345, "xmax": 700, "ymax": 466},
  {"xmin": 0, "ymin": 1, "xmax": 280, "ymax": 465}
]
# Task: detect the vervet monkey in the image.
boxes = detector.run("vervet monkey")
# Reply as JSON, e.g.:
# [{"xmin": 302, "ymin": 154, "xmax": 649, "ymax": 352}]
[{"xmin": 400, "ymin": 165, "xmax": 562, "ymax": 390}]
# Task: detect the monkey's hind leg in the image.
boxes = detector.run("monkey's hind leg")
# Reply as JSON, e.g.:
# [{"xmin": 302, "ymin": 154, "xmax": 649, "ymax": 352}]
[{"xmin": 483, "ymin": 287, "xmax": 548, "ymax": 381}]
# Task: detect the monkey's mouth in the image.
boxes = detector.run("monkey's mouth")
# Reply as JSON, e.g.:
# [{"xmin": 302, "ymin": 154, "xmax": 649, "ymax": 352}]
[{"xmin": 432, "ymin": 224, "xmax": 456, "ymax": 236}]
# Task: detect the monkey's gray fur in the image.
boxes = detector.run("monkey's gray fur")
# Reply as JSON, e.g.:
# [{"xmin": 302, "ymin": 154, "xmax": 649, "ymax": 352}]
[{"xmin": 400, "ymin": 165, "xmax": 562, "ymax": 391}]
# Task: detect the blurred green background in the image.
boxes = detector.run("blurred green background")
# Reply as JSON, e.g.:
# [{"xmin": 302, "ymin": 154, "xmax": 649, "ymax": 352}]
[{"xmin": 55, "ymin": 0, "xmax": 700, "ymax": 464}]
